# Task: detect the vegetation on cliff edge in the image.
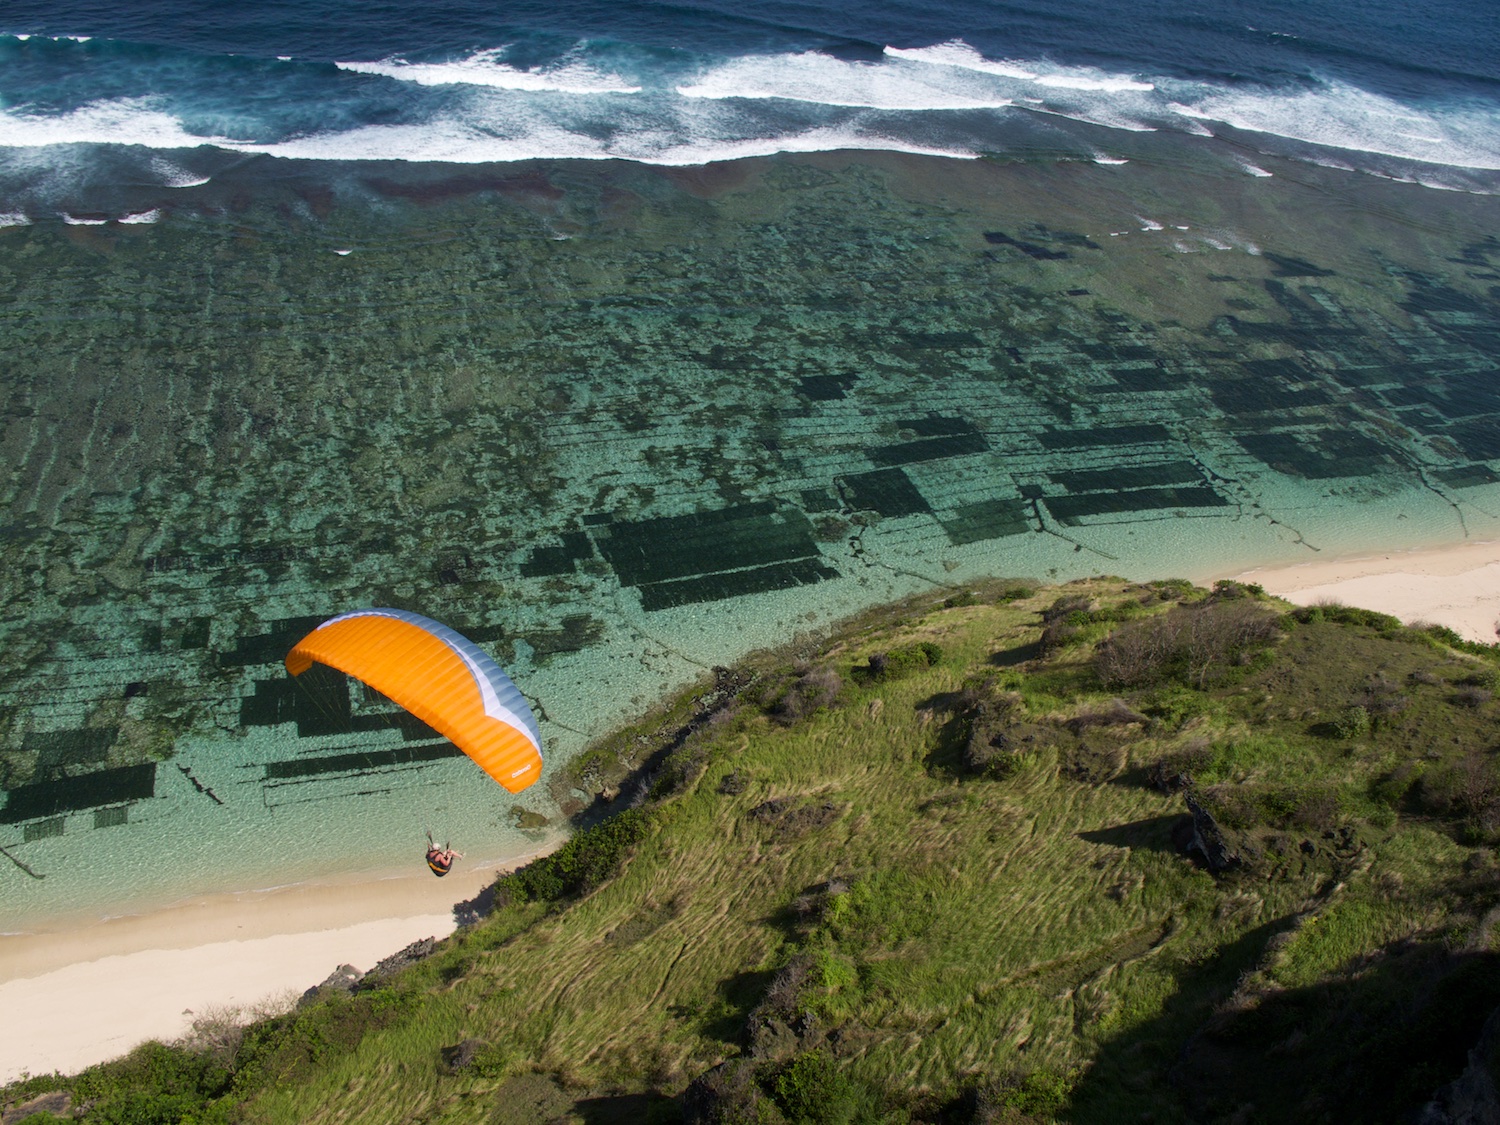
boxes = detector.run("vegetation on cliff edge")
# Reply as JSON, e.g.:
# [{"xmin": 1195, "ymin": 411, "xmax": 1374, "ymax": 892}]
[{"xmin": 7, "ymin": 576, "xmax": 1500, "ymax": 1125}]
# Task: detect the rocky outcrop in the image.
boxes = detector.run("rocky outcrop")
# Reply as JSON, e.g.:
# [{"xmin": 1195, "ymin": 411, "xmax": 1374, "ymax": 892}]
[
  {"xmin": 681, "ymin": 1058, "xmax": 778, "ymax": 1125},
  {"xmin": 362, "ymin": 937, "xmax": 438, "ymax": 982},
  {"xmin": 298, "ymin": 963, "xmax": 362, "ymax": 1008},
  {"xmin": 299, "ymin": 936, "xmax": 441, "ymax": 1008},
  {"xmin": 1419, "ymin": 1005, "xmax": 1500, "ymax": 1125},
  {"xmin": 440, "ymin": 1038, "xmax": 486, "ymax": 1074},
  {"xmin": 1, "ymin": 1091, "xmax": 72, "ymax": 1125},
  {"xmin": 1184, "ymin": 793, "xmax": 1240, "ymax": 873}
]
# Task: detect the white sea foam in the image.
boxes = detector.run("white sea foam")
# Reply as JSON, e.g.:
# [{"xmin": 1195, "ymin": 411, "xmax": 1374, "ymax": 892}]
[
  {"xmin": 679, "ymin": 51, "xmax": 1012, "ymax": 110},
  {"xmin": 119, "ymin": 209, "xmax": 161, "ymax": 224},
  {"xmin": 0, "ymin": 39, "xmax": 1493, "ymax": 191},
  {"xmin": 61, "ymin": 213, "xmax": 108, "ymax": 225},
  {"xmin": 337, "ymin": 48, "xmax": 641, "ymax": 94},
  {"xmin": 0, "ymin": 212, "xmax": 30, "ymax": 227},
  {"xmin": 1034, "ymin": 73, "xmax": 1154, "ymax": 92},
  {"xmin": 885, "ymin": 40, "xmax": 1153, "ymax": 91},
  {"xmin": 0, "ymin": 99, "xmax": 228, "ymax": 150},
  {"xmin": 638, "ymin": 126, "xmax": 977, "ymax": 166},
  {"xmin": 229, "ymin": 114, "xmax": 975, "ymax": 166},
  {"xmin": 1179, "ymin": 79, "xmax": 1500, "ymax": 171},
  {"xmin": 151, "ymin": 157, "xmax": 212, "ymax": 187},
  {"xmin": 884, "ymin": 41, "xmax": 1039, "ymax": 80}
]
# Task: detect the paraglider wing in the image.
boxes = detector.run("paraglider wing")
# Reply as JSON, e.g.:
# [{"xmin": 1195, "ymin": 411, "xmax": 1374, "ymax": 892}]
[{"xmin": 285, "ymin": 609, "xmax": 542, "ymax": 793}]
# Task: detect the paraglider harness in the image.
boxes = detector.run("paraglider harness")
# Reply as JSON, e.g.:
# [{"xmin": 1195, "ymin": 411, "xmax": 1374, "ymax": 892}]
[{"xmin": 426, "ymin": 829, "xmax": 459, "ymax": 877}]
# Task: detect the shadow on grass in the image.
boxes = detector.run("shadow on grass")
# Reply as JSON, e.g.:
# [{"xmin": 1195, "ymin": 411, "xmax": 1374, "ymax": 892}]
[
  {"xmin": 687, "ymin": 967, "xmax": 778, "ymax": 1046},
  {"xmin": 991, "ymin": 640, "xmax": 1041, "ymax": 667},
  {"xmin": 1069, "ymin": 925, "xmax": 1500, "ymax": 1124},
  {"xmin": 572, "ymin": 1090, "xmax": 677, "ymax": 1122},
  {"xmin": 920, "ymin": 701, "xmax": 971, "ymax": 781},
  {"xmin": 1077, "ymin": 814, "xmax": 1189, "ymax": 857}
]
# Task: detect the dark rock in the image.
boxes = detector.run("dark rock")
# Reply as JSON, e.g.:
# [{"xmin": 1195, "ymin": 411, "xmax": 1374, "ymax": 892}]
[
  {"xmin": 681, "ymin": 1058, "xmax": 778, "ymax": 1125},
  {"xmin": 748, "ymin": 798, "xmax": 841, "ymax": 841},
  {"xmin": 441, "ymin": 1037, "xmax": 486, "ymax": 1073},
  {"xmin": 749, "ymin": 797, "xmax": 791, "ymax": 823},
  {"xmin": 965, "ymin": 717, "xmax": 1070, "ymax": 778},
  {"xmin": 1149, "ymin": 759, "xmax": 1194, "ymax": 793},
  {"xmin": 298, "ymin": 963, "xmax": 361, "ymax": 1008},
  {"xmin": 1184, "ymin": 793, "xmax": 1240, "ymax": 873},
  {"xmin": 1418, "ymin": 1004, "xmax": 1500, "ymax": 1124},
  {"xmin": 2, "ymin": 1091, "xmax": 72, "ymax": 1125},
  {"xmin": 361, "ymin": 937, "xmax": 438, "ymax": 982}
]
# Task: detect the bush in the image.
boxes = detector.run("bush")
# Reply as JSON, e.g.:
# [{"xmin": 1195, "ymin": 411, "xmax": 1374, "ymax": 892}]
[
  {"xmin": 1212, "ymin": 579, "xmax": 1264, "ymax": 598},
  {"xmin": 1421, "ymin": 624, "xmax": 1500, "ymax": 657},
  {"xmin": 851, "ymin": 642, "xmax": 942, "ymax": 685},
  {"xmin": 1095, "ymin": 599, "xmax": 1280, "ymax": 689},
  {"xmin": 770, "ymin": 667, "xmax": 843, "ymax": 725},
  {"xmin": 771, "ymin": 1051, "xmax": 861, "ymax": 1125},
  {"xmin": 1454, "ymin": 686, "xmax": 1493, "ymax": 708},
  {"xmin": 967, "ymin": 1068, "xmax": 1074, "ymax": 1121},
  {"xmin": 1330, "ymin": 705, "xmax": 1371, "ymax": 740},
  {"xmin": 496, "ymin": 808, "xmax": 651, "ymax": 906},
  {"xmin": 1291, "ymin": 603, "xmax": 1403, "ymax": 634},
  {"xmin": 66, "ymin": 1041, "xmax": 234, "ymax": 1125}
]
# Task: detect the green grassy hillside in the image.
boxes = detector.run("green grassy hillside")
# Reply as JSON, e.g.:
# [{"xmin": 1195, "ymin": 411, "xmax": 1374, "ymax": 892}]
[{"xmin": 8, "ymin": 577, "xmax": 1500, "ymax": 1125}]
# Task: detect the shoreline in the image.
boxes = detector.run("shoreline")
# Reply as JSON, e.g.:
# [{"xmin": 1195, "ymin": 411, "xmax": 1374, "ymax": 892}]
[
  {"xmin": 1220, "ymin": 536, "xmax": 1500, "ymax": 644},
  {"xmin": 0, "ymin": 842, "xmax": 559, "ymax": 1084},
  {"xmin": 7, "ymin": 536, "xmax": 1500, "ymax": 1085}
]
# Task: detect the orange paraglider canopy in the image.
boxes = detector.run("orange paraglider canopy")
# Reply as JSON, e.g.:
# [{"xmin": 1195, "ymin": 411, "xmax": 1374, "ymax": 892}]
[{"xmin": 285, "ymin": 609, "xmax": 542, "ymax": 793}]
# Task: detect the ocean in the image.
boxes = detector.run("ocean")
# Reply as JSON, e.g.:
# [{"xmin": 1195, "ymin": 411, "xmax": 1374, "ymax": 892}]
[{"xmin": 2, "ymin": 0, "xmax": 1499, "ymax": 928}]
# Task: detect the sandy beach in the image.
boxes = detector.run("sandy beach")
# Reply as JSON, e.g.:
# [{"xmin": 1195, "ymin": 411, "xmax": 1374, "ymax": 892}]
[
  {"xmin": 1225, "ymin": 537, "xmax": 1500, "ymax": 644},
  {"xmin": 0, "ymin": 849, "xmax": 554, "ymax": 1084}
]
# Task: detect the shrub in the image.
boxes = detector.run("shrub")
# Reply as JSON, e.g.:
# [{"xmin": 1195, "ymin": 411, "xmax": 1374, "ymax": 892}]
[
  {"xmin": 770, "ymin": 667, "xmax": 843, "ymax": 725},
  {"xmin": 1331, "ymin": 705, "xmax": 1371, "ymax": 740},
  {"xmin": 1213, "ymin": 579, "xmax": 1264, "ymax": 598},
  {"xmin": 1371, "ymin": 764, "xmax": 1424, "ymax": 810},
  {"xmin": 1460, "ymin": 667, "xmax": 1500, "ymax": 690},
  {"xmin": 771, "ymin": 1051, "xmax": 861, "ymax": 1125},
  {"xmin": 968, "ymin": 1068, "xmax": 1074, "ymax": 1120},
  {"xmin": 1095, "ymin": 599, "xmax": 1280, "ymax": 689},
  {"xmin": 67, "ymin": 1041, "xmax": 233, "ymax": 1125},
  {"xmin": 1041, "ymin": 594, "xmax": 1094, "ymax": 622},
  {"xmin": 495, "ymin": 808, "xmax": 651, "ymax": 906},
  {"xmin": 1291, "ymin": 603, "xmax": 1403, "ymax": 634},
  {"xmin": 1421, "ymin": 624, "xmax": 1500, "ymax": 657},
  {"xmin": 851, "ymin": 642, "xmax": 942, "ymax": 685},
  {"xmin": 1454, "ymin": 686, "xmax": 1493, "ymax": 709}
]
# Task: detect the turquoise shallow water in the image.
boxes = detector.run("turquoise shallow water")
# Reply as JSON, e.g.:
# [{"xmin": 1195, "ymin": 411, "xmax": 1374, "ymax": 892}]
[{"xmin": 3, "ymin": 138, "xmax": 1500, "ymax": 928}]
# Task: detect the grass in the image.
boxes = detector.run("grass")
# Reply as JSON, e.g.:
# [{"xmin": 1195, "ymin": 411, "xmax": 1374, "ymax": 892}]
[{"xmin": 9, "ymin": 577, "xmax": 1500, "ymax": 1124}]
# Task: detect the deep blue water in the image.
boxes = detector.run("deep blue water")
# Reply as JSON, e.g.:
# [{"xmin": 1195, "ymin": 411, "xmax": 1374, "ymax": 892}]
[{"xmin": 0, "ymin": 0, "xmax": 1496, "ymax": 209}]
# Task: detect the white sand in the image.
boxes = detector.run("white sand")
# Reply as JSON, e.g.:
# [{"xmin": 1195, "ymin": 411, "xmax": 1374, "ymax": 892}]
[
  {"xmin": 0, "ymin": 913, "xmax": 455, "ymax": 1082},
  {"xmin": 0, "ymin": 848, "xmax": 554, "ymax": 1084},
  {"xmin": 1225, "ymin": 537, "xmax": 1500, "ymax": 643}
]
